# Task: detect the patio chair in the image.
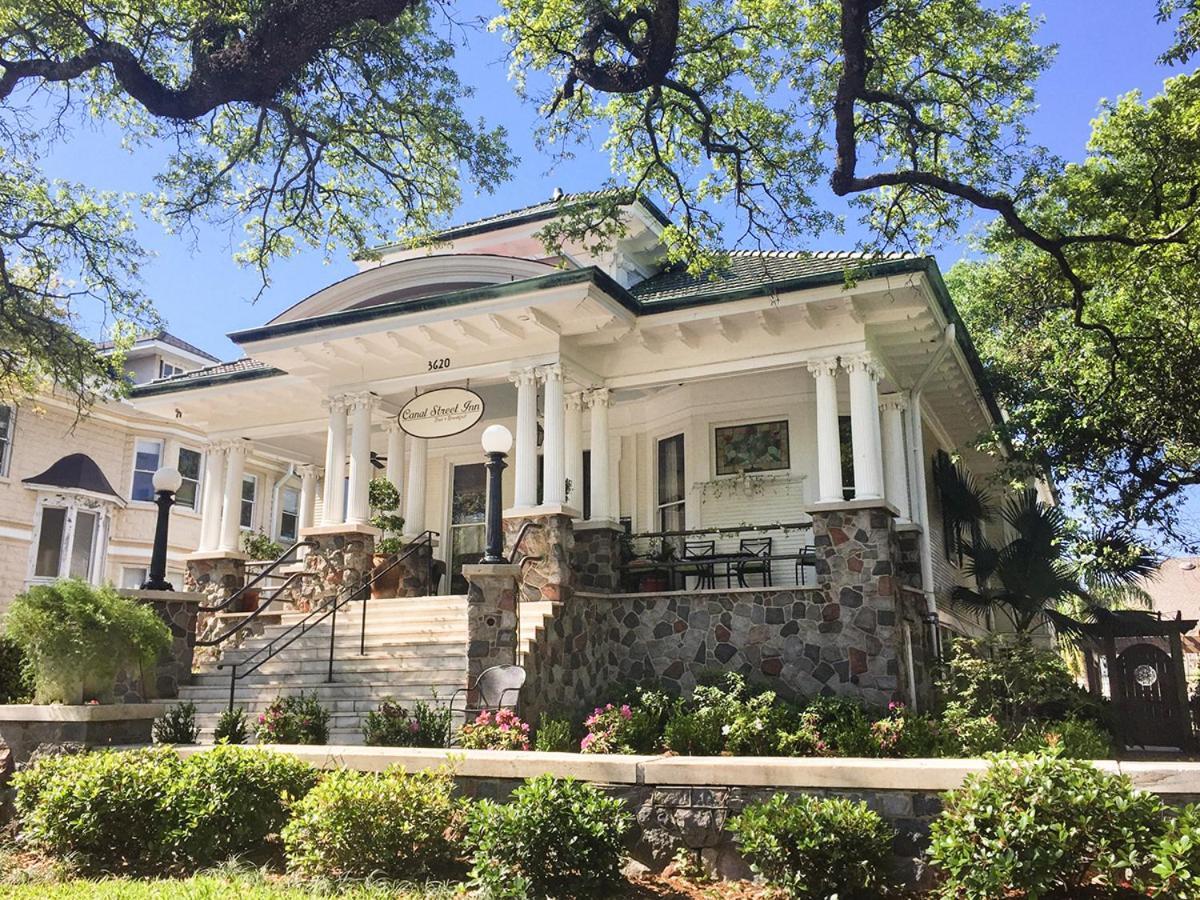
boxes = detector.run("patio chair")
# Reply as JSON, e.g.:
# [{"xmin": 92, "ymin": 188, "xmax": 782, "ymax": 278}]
[
  {"xmin": 795, "ymin": 545, "xmax": 817, "ymax": 586},
  {"xmin": 735, "ymin": 537, "xmax": 773, "ymax": 588},
  {"xmin": 447, "ymin": 664, "xmax": 527, "ymax": 745},
  {"xmin": 678, "ymin": 540, "xmax": 717, "ymax": 590}
]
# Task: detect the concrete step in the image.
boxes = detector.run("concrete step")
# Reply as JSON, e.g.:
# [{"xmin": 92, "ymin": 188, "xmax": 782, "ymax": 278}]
[
  {"xmin": 188, "ymin": 668, "xmax": 465, "ymax": 689},
  {"xmin": 189, "ymin": 695, "xmax": 456, "ymax": 714}
]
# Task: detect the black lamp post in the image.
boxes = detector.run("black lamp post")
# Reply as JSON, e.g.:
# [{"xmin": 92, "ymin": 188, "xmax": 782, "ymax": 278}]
[
  {"xmin": 142, "ymin": 465, "xmax": 183, "ymax": 591},
  {"xmin": 480, "ymin": 424, "xmax": 513, "ymax": 564}
]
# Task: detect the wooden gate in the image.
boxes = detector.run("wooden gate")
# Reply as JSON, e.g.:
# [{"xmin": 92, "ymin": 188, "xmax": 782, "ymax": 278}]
[{"xmin": 1114, "ymin": 643, "xmax": 1188, "ymax": 748}]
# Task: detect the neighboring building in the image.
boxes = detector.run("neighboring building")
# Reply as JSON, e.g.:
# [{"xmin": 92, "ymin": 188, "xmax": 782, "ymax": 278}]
[
  {"xmin": 0, "ymin": 332, "xmax": 300, "ymax": 607},
  {"xmin": 1141, "ymin": 556, "xmax": 1200, "ymax": 684}
]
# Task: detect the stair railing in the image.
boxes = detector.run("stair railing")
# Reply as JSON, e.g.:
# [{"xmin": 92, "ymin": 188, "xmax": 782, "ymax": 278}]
[
  {"xmin": 198, "ymin": 539, "xmax": 316, "ymax": 614},
  {"xmin": 216, "ymin": 531, "xmax": 437, "ymax": 711},
  {"xmin": 196, "ymin": 570, "xmax": 312, "ymax": 648}
]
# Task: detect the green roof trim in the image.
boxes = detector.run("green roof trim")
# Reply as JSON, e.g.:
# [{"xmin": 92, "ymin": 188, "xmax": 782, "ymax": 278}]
[{"xmin": 129, "ymin": 362, "xmax": 284, "ymax": 398}]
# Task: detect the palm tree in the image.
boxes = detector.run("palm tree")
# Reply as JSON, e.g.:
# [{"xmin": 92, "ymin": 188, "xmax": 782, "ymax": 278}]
[{"xmin": 950, "ymin": 488, "xmax": 1157, "ymax": 637}]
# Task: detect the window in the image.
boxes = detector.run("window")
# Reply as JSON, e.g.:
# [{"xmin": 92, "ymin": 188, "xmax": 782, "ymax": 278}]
[
  {"xmin": 121, "ymin": 566, "xmax": 148, "ymax": 589},
  {"xmin": 159, "ymin": 360, "xmax": 185, "ymax": 379},
  {"xmin": 713, "ymin": 420, "xmax": 790, "ymax": 476},
  {"xmin": 0, "ymin": 404, "xmax": 13, "ymax": 476},
  {"xmin": 657, "ymin": 434, "xmax": 686, "ymax": 542},
  {"xmin": 32, "ymin": 503, "xmax": 104, "ymax": 582},
  {"xmin": 240, "ymin": 475, "xmax": 257, "ymax": 529},
  {"xmin": 582, "ymin": 450, "xmax": 592, "ymax": 520},
  {"xmin": 279, "ymin": 485, "xmax": 299, "ymax": 542},
  {"xmin": 131, "ymin": 438, "xmax": 163, "ymax": 502},
  {"xmin": 176, "ymin": 447, "xmax": 201, "ymax": 510}
]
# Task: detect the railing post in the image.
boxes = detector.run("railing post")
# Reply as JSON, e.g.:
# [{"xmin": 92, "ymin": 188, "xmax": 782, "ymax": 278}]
[
  {"xmin": 227, "ymin": 663, "xmax": 237, "ymax": 712},
  {"xmin": 327, "ymin": 601, "xmax": 337, "ymax": 683}
]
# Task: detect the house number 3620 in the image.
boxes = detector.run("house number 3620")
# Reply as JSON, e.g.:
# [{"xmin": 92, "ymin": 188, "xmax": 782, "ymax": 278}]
[{"xmin": 427, "ymin": 358, "xmax": 451, "ymax": 371}]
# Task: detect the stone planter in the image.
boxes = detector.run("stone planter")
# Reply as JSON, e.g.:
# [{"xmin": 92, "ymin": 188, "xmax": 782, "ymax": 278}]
[{"xmin": 0, "ymin": 703, "xmax": 167, "ymax": 765}]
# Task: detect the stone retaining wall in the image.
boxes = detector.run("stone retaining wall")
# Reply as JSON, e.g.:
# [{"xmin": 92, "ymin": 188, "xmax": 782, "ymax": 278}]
[{"xmin": 113, "ymin": 590, "xmax": 201, "ymax": 702}]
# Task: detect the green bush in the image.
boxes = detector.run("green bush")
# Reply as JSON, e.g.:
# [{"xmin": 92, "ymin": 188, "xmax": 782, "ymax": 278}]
[
  {"xmin": 0, "ymin": 633, "xmax": 33, "ymax": 702},
  {"xmin": 214, "ymin": 707, "xmax": 249, "ymax": 744},
  {"xmin": 1013, "ymin": 716, "xmax": 1115, "ymax": 759},
  {"xmin": 533, "ymin": 716, "xmax": 574, "ymax": 752},
  {"xmin": 662, "ymin": 703, "xmax": 725, "ymax": 755},
  {"xmin": 777, "ymin": 695, "xmax": 874, "ymax": 757},
  {"xmin": 153, "ymin": 701, "xmax": 199, "ymax": 744},
  {"xmin": 466, "ymin": 775, "xmax": 631, "ymax": 899},
  {"xmin": 5, "ymin": 579, "xmax": 171, "ymax": 703},
  {"xmin": 869, "ymin": 703, "xmax": 943, "ymax": 758},
  {"xmin": 282, "ymin": 765, "xmax": 461, "ymax": 878},
  {"xmin": 362, "ymin": 698, "xmax": 451, "ymax": 747},
  {"xmin": 242, "ymin": 530, "xmax": 284, "ymax": 560},
  {"xmin": 175, "ymin": 745, "xmax": 318, "ymax": 864},
  {"xmin": 730, "ymin": 792, "xmax": 895, "ymax": 899},
  {"xmin": 459, "ymin": 708, "xmax": 531, "ymax": 750},
  {"xmin": 13, "ymin": 745, "xmax": 320, "ymax": 870},
  {"xmin": 1144, "ymin": 804, "xmax": 1200, "ymax": 898},
  {"xmin": 255, "ymin": 693, "xmax": 330, "ymax": 745},
  {"xmin": 929, "ymin": 751, "xmax": 1164, "ymax": 898}
]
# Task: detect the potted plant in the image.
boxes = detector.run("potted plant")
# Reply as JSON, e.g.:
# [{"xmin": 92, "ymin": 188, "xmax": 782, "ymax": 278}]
[
  {"xmin": 239, "ymin": 530, "xmax": 283, "ymax": 612},
  {"xmin": 368, "ymin": 478, "xmax": 406, "ymax": 598},
  {"xmin": 639, "ymin": 540, "xmax": 676, "ymax": 593}
]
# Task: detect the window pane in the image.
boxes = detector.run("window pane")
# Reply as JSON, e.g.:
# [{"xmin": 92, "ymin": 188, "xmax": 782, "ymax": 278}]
[
  {"xmin": 69, "ymin": 511, "xmax": 97, "ymax": 580},
  {"xmin": 121, "ymin": 567, "xmax": 147, "ymax": 589},
  {"xmin": 240, "ymin": 476, "xmax": 256, "ymax": 528},
  {"xmin": 451, "ymin": 464, "xmax": 486, "ymax": 524},
  {"xmin": 658, "ymin": 434, "xmax": 685, "ymax": 504},
  {"xmin": 0, "ymin": 405, "xmax": 11, "ymax": 441},
  {"xmin": 176, "ymin": 448, "xmax": 201, "ymax": 509},
  {"xmin": 582, "ymin": 450, "xmax": 591, "ymax": 520},
  {"xmin": 132, "ymin": 440, "xmax": 162, "ymax": 502},
  {"xmin": 280, "ymin": 486, "xmax": 299, "ymax": 541},
  {"xmin": 34, "ymin": 507, "xmax": 66, "ymax": 578}
]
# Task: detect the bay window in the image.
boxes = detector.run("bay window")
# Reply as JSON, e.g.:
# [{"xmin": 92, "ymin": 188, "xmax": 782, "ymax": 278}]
[{"xmin": 31, "ymin": 500, "xmax": 107, "ymax": 583}]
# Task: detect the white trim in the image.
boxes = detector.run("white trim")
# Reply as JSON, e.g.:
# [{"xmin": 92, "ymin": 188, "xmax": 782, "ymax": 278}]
[{"xmin": 130, "ymin": 436, "xmax": 165, "ymax": 503}]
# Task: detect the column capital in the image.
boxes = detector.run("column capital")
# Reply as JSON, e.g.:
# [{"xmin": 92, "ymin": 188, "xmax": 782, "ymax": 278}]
[
  {"xmin": 344, "ymin": 391, "xmax": 376, "ymax": 411},
  {"xmin": 842, "ymin": 352, "xmax": 885, "ymax": 380},
  {"xmin": 538, "ymin": 363, "xmax": 564, "ymax": 383},
  {"xmin": 226, "ymin": 439, "xmax": 252, "ymax": 457},
  {"xmin": 508, "ymin": 367, "xmax": 538, "ymax": 387},
  {"xmin": 565, "ymin": 391, "xmax": 585, "ymax": 412},
  {"xmin": 806, "ymin": 357, "xmax": 840, "ymax": 379},
  {"xmin": 297, "ymin": 463, "xmax": 321, "ymax": 479},
  {"xmin": 586, "ymin": 387, "xmax": 611, "ymax": 408},
  {"xmin": 323, "ymin": 395, "xmax": 349, "ymax": 412},
  {"xmin": 382, "ymin": 417, "xmax": 404, "ymax": 433},
  {"xmin": 879, "ymin": 393, "xmax": 907, "ymax": 413}
]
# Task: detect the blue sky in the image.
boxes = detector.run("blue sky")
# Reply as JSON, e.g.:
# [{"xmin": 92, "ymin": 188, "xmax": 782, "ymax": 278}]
[{"xmin": 35, "ymin": 0, "xmax": 1188, "ymax": 362}]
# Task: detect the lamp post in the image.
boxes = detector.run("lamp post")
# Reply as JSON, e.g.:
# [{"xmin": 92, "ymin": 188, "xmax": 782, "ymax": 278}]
[
  {"xmin": 142, "ymin": 465, "xmax": 183, "ymax": 591},
  {"xmin": 480, "ymin": 424, "xmax": 512, "ymax": 564}
]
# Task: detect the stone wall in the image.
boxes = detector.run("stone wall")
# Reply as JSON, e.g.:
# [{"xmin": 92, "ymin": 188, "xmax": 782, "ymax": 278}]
[
  {"xmin": 294, "ymin": 528, "xmax": 376, "ymax": 610},
  {"xmin": 184, "ymin": 554, "xmax": 246, "ymax": 606},
  {"xmin": 463, "ymin": 565, "xmax": 520, "ymax": 700},
  {"xmin": 113, "ymin": 590, "xmax": 201, "ymax": 702},
  {"xmin": 573, "ymin": 525, "xmax": 623, "ymax": 592},
  {"xmin": 504, "ymin": 513, "xmax": 574, "ymax": 603},
  {"xmin": 0, "ymin": 704, "xmax": 165, "ymax": 765}
]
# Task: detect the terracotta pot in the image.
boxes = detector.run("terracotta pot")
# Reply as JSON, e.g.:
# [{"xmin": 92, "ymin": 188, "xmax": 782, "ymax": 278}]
[
  {"xmin": 236, "ymin": 587, "xmax": 261, "ymax": 614},
  {"xmin": 371, "ymin": 554, "xmax": 402, "ymax": 599}
]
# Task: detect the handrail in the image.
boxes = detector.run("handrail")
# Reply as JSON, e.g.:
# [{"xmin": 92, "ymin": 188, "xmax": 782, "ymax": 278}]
[
  {"xmin": 628, "ymin": 521, "xmax": 814, "ymax": 540},
  {"xmin": 198, "ymin": 538, "xmax": 316, "ymax": 613},
  {"xmin": 195, "ymin": 570, "xmax": 311, "ymax": 647},
  {"xmin": 507, "ymin": 520, "xmax": 542, "ymax": 565},
  {"xmin": 217, "ymin": 531, "xmax": 437, "ymax": 711}
]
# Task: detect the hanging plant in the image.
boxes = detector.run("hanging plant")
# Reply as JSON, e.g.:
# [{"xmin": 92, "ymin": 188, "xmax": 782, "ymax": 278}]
[{"xmin": 692, "ymin": 471, "xmax": 803, "ymax": 502}]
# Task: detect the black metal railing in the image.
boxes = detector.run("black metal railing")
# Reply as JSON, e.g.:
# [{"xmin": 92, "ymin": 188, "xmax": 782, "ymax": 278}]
[
  {"xmin": 198, "ymin": 539, "xmax": 316, "ymax": 614},
  {"xmin": 216, "ymin": 531, "xmax": 437, "ymax": 711}
]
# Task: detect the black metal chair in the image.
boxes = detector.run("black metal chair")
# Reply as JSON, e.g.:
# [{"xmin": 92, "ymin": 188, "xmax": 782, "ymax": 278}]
[
  {"xmin": 795, "ymin": 545, "xmax": 818, "ymax": 585},
  {"xmin": 736, "ymin": 537, "xmax": 773, "ymax": 587},
  {"xmin": 679, "ymin": 540, "xmax": 717, "ymax": 590},
  {"xmin": 448, "ymin": 664, "xmax": 527, "ymax": 746}
]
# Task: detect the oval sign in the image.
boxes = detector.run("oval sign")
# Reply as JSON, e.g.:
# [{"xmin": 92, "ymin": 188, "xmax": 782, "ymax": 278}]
[{"xmin": 397, "ymin": 387, "xmax": 485, "ymax": 439}]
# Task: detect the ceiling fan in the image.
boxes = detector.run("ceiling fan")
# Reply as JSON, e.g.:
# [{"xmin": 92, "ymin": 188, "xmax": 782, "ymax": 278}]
[{"xmin": 369, "ymin": 450, "xmax": 387, "ymax": 470}]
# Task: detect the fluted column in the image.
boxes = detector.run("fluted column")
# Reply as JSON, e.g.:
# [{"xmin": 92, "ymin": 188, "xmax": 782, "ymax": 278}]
[
  {"xmin": 345, "ymin": 392, "xmax": 376, "ymax": 525},
  {"xmin": 564, "ymin": 392, "xmax": 584, "ymax": 514},
  {"xmin": 198, "ymin": 442, "xmax": 227, "ymax": 552},
  {"xmin": 587, "ymin": 388, "xmax": 612, "ymax": 521},
  {"xmin": 321, "ymin": 396, "xmax": 348, "ymax": 526},
  {"xmin": 404, "ymin": 435, "xmax": 428, "ymax": 535},
  {"xmin": 880, "ymin": 394, "xmax": 910, "ymax": 519},
  {"xmin": 510, "ymin": 368, "xmax": 539, "ymax": 509},
  {"xmin": 540, "ymin": 364, "xmax": 566, "ymax": 507},
  {"xmin": 218, "ymin": 441, "xmax": 249, "ymax": 553},
  {"xmin": 297, "ymin": 464, "xmax": 319, "ymax": 531},
  {"xmin": 845, "ymin": 352, "xmax": 885, "ymax": 501},
  {"xmin": 384, "ymin": 420, "xmax": 405, "ymax": 498},
  {"xmin": 807, "ymin": 359, "xmax": 844, "ymax": 503}
]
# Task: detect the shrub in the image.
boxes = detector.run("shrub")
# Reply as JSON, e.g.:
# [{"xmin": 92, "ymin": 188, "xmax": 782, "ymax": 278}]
[
  {"xmin": 936, "ymin": 704, "xmax": 1004, "ymax": 756},
  {"xmin": 929, "ymin": 751, "xmax": 1165, "ymax": 898},
  {"xmin": 731, "ymin": 792, "xmax": 895, "ymax": 899},
  {"xmin": 1014, "ymin": 716, "xmax": 1115, "ymax": 759},
  {"xmin": 282, "ymin": 765, "xmax": 461, "ymax": 878},
  {"xmin": 869, "ymin": 702, "xmax": 942, "ymax": 758},
  {"xmin": 466, "ymin": 775, "xmax": 631, "ymax": 899},
  {"xmin": 723, "ymin": 690, "xmax": 797, "ymax": 756},
  {"xmin": 5, "ymin": 579, "xmax": 171, "ymax": 702},
  {"xmin": 362, "ymin": 698, "xmax": 451, "ymax": 747},
  {"xmin": 176, "ymin": 745, "xmax": 318, "ymax": 865},
  {"xmin": 13, "ymin": 746, "xmax": 185, "ymax": 869},
  {"xmin": 214, "ymin": 706, "xmax": 248, "ymax": 744},
  {"xmin": 534, "ymin": 716, "xmax": 574, "ymax": 753},
  {"xmin": 242, "ymin": 530, "xmax": 284, "ymax": 560},
  {"xmin": 0, "ymin": 633, "xmax": 33, "ymax": 702},
  {"xmin": 580, "ymin": 702, "xmax": 635, "ymax": 753},
  {"xmin": 1143, "ymin": 804, "xmax": 1200, "ymax": 899},
  {"xmin": 777, "ymin": 695, "xmax": 873, "ymax": 757},
  {"xmin": 662, "ymin": 703, "xmax": 725, "ymax": 755},
  {"xmin": 153, "ymin": 701, "xmax": 199, "ymax": 744},
  {"xmin": 459, "ymin": 708, "xmax": 530, "ymax": 750},
  {"xmin": 255, "ymin": 693, "xmax": 330, "ymax": 745}
]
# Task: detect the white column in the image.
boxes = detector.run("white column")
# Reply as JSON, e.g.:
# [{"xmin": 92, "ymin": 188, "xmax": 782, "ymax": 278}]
[
  {"xmin": 807, "ymin": 359, "xmax": 844, "ymax": 503},
  {"xmin": 404, "ymin": 436, "xmax": 427, "ymax": 535},
  {"xmin": 844, "ymin": 352, "xmax": 885, "ymax": 501},
  {"xmin": 345, "ymin": 392, "xmax": 375, "ymax": 525},
  {"xmin": 880, "ymin": 394, "xmax": 910, "ymax": 519},
  {"xmin": 321, "ymin": 397, "xmax": 348, "ymax": 526},
  {"xmin": 588, "ymin": 388, "xmax": 612, "ymax": 521},
  {"xmin": 297, "ymin": 464, "xmax": 319, "ymax": 531},
  {"xmin": 198, "ymin": 443, "xmax": 227, "ymax": 552},
  {"xmin": 510, "ymin": 368, "xmax": 539, "ymax": 509},
  {"xmin": 218, "ymin": 441, "xmax": 249, "ymax": 552},
  {"xmin": 384, "ymin": 420, "xmax": 405, "ymax": 497},
  {"xmin": 540, "ymin": 364, "xmax": 566, "ymax": 507},
  {"xmin": 564, "ymin": 392, "xmax": 584, "ymax": 514}
]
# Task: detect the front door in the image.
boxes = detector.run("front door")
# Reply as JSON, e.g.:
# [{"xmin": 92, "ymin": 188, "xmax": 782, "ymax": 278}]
[
  {"xmin": 448, "ymin": 463, "xmax": 487, "ymax": 594},
  {"xmin": 1114, "ymin": 643, "xmax": 1188, "ymax": 748}
]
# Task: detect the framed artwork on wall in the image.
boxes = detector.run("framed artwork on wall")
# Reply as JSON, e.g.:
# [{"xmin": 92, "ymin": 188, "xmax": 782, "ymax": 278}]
[{"xmin": 714, "ymin": 420, "xmax": 790, "ymax": 476}]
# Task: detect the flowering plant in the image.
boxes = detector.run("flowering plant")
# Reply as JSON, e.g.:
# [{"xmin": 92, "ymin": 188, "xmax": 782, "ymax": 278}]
[
  {"xmin": 362, "ymin": 698, "xmax": 451, "ymax": 747},
  {"xmin": 255, "ymin": 692, "xmax": 330, "ymax": 745},
  {"xmin": 459, "ymin": 708, "xmax": 530, "ymax": 751},
  {"xmin": 580, "ymin": 703, "xmax": 634, "ymax": 754}
]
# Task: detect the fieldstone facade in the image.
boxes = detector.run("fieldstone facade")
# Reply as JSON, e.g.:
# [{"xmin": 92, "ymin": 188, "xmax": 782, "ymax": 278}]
[
  {"xmin": 463, "ymin": 564, "xmax": 521, "ymax": 701},
  {"xmin": 573, "ymin": 524, "xmax": 623, "ymax": 592},
  {"xmin": 504, "ymin": 512, "xmax": 574, "ymax": 603},
  {"xmin": 378, "ymin": 541, "xmax": 438, "ymax": 597},
  {"xmin": 184, "ymin": 554, "xmax": 246, "ymax": 606},
  {"xmin": 113, "ymin": 590, "xmax": 201, "ymax": 702},
  {"xmin": 295, "ymin": 527, "xmax": 377, "ymax": 610}
]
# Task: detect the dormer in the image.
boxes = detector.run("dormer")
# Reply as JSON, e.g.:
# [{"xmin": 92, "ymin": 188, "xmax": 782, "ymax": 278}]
[{"xmin": 97, "ymin": 331, "xmax": 220, "ymax": 385}]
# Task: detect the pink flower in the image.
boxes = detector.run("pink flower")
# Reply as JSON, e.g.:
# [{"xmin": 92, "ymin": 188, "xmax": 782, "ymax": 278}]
[
  {"xmin": 408, "ymin": 720, "xmax": 420, "ymax": 733},
  {"xmin": 620, "ymin": 704, "xmax": 632, "ymax": 720},
  {"xmin": 581, "ymin": 733, "xmax": 595, "ymax": 751}
]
